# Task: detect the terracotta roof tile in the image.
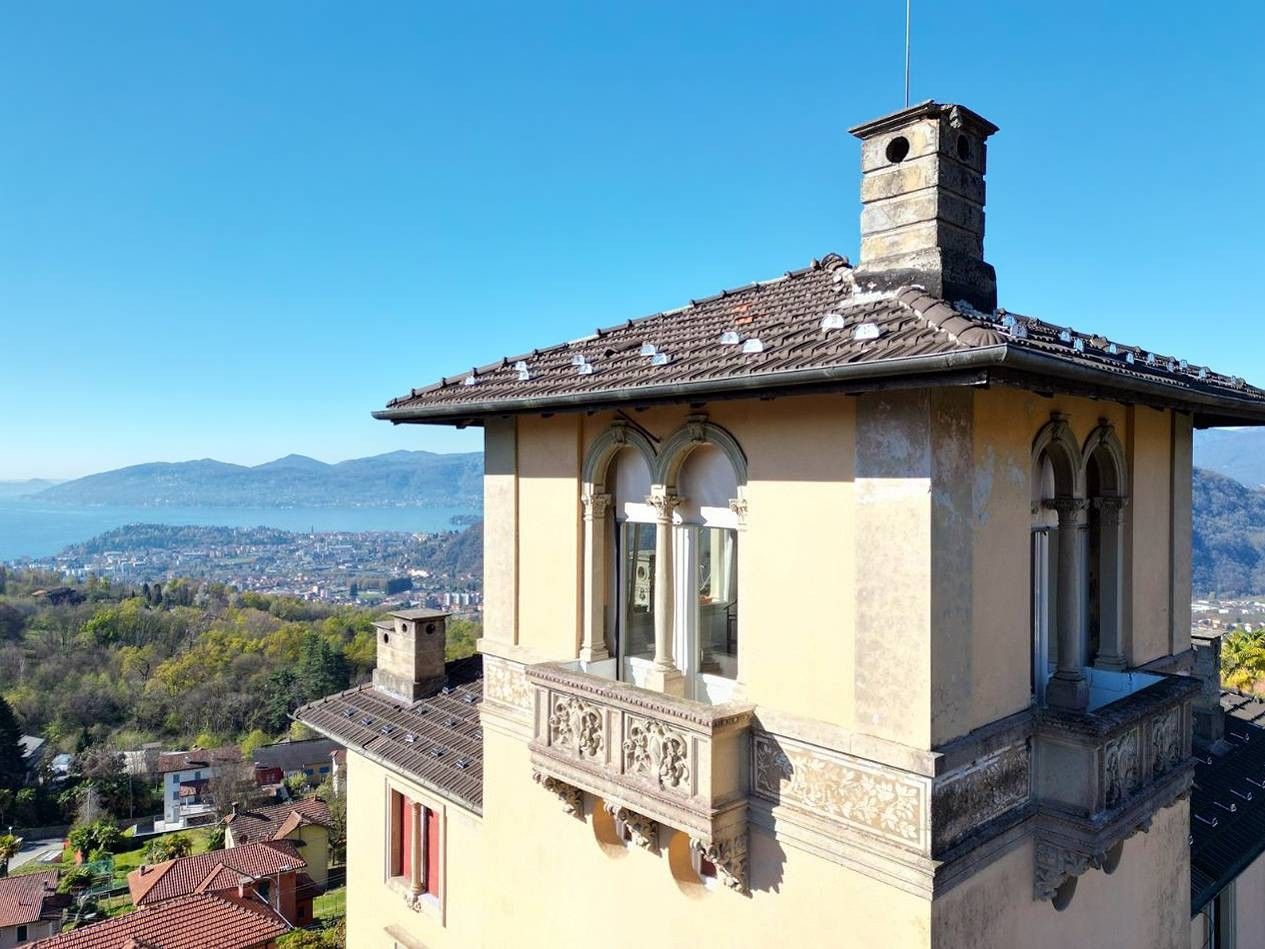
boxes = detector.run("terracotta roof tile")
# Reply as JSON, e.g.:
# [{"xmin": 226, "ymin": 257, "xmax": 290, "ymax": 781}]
[
  {"xmin": 296, "ymin": 655, "xmax": 482, "ymax": 812},
  {"xmin": 374, "ymin": 255, "xmax": 1265, "ymax": 425},
  {"xmin": 223, "ymin": 797, "xmax": 331, "ymax": 844},
  {"xmin": 155, "ymin": 747, "xmax": 241, "ymax": 775},
  {"xmin": 33, "ymin": 891, "xmax": 289, "ymax": 949},
  {"xmin": 128, "ymin": 841, "xmax": 304, "ymax": 907},
  {"xmin": 0, "ymin": 870, "xmax": 59, "ymax": 928}
]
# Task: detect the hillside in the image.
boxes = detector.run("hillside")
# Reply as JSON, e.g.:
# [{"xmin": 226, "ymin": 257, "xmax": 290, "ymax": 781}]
[
  {"xmin": 0, "ymin": 479, "xmax": 60, "ymax": 499},
  {"xmin": 1193, "ymin": 468, "xmax": 1265, "ymax": 595},
  {"xmin": 1195, "ymin": 428, "xmax": 1265, "ymax": 489},
  {"xmin": 27, "ymin": 450, "xmax": 482, "ymax": 509}
]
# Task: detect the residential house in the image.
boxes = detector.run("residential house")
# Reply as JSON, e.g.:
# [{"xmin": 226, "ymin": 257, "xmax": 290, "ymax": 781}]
[
  {"xmin": 126, "ymin": 840, "xmax": 312, "ymax": 928},
  {"xmin": 250, "ymin": 738, "xmax": 342, "ymax": 788},
  {"xmin": 155, "ymin": 746, "xmax": 242, "ymax": 831},
  {"xmin": 224, "ymin": 797, "xmax": 333, "ymax": 888},
  {"xmin": 31, "ymin": 891, "xmax": 289, "ymax": 949},
  {"xmin": 299, "ymin": 101, "xmax": 1265, "ymax": 948},
  {"xmin": 18, "ymin": 737, "xmax": 47, "ymax": 783},
  {"xmin": 0, "ymin": 871, "xmax": 65, "ymax": 946}
]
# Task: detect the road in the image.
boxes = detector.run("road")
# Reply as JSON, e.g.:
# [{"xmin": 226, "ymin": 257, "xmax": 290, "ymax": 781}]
[{"xmin": 9, "ymin": 836, "xmax": 65, "ymax": 871}]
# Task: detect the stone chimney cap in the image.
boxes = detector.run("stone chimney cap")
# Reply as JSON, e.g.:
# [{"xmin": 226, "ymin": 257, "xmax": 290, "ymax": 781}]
[
  {"xmin": 389, "ymin": 608, "xmax": 451, "ymax": 621},
  {"xmin": 848, "ymin": 100, "xmax": 999, "ymax": 140}
]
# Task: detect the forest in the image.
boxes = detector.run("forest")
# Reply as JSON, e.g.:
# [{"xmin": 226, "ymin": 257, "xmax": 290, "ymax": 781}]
[{"xmin": 0, "ymin": 567, "xmax": 479, "ymax": 754}]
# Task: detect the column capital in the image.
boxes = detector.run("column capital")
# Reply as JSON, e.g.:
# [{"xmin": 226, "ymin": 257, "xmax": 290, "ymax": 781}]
[
  {"xmin": 1043, "ymin": 496, "xmax": 1089, "ymax": 523},
  {"xmin": 647, "ymin": 492, "xmax": 683, "ymax": 522},
  {"xmin": 728, "ymin": 497, "xmax": 749, "ymax": 529},
  {"xmin": 582, "ymin": 492, "xmax": 611, "ymax": 521},
  {"xmin": 1092, "ymin": 495, "xmax": 1129, "ymax": 526}
]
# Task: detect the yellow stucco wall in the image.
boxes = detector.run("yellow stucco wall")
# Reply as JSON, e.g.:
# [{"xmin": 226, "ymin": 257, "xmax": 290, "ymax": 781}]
[
  {"xmin": 492, "ymin": 387, "xmax": 1189, "ymax": 747},
  {"xmin": 933, "ymin": 801, "xmax": 1190, "ymax": 949},
  {"xmin": 346, "ymin": 730, "xmax": 933, "ymax": 949}
]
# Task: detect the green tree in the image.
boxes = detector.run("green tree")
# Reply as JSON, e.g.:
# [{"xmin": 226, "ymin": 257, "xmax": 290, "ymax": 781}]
[
  {"xmin": 145, "ymin": 832, "xmax": 193, "ymax": 863},
  {"xmin": 240, "ymin": 729, "xmax": 272, "ymax": 759},
  {"xmin": 297, "ymin": 631, "xmax": 347, "ymax": 703},
  {"xmin": 0, "ymin": 697, "xmax": 26, "ymax": 790},
  {"xmin": 0, "ymin": 834, "xmax": 20, "ymax": 877}
]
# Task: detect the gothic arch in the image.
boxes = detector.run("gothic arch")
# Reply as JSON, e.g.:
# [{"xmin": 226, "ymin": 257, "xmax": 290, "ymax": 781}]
[
  {"xmin": 1032, "ymin": 415, "xmax": 1084, "ymax": 502},
  {"xmin": 1081, "ymin": 422, "xmax": 1128, "ymax": 498}
]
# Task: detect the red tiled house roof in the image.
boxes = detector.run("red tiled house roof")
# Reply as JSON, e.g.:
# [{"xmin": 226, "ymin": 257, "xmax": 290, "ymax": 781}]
[
  {"xmin": 32, "ymin": 891, "xmax": 288, "ymax": 949},
  {"xmin": 128, "ymin": 841, "xmax": 304, "ymax": 907},
  {"xmin": 223, "ymin": 798, "xmax": 331, "ymax": 844},
  {"xmin": 0, "ymin": 870, "xmax": 60, "ymax": 928}
]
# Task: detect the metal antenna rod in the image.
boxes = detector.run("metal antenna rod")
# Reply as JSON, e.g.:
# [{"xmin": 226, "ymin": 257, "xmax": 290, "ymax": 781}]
[{"xmin": 904, "ymin": 0, "xmax": 911, "ymax": 107}]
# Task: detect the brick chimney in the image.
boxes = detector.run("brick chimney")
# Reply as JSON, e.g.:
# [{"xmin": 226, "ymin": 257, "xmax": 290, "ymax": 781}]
[
  {"xmin": 849, "ymin": 101, "xmax": 999, "ymax": 312},
  {"xmin": 372, "ymin": 609, "xmax": 450, "ymax": 700},
  {"xmin": 1192, "ymin": 630, "xmax": 1230, "ymax": 754}
]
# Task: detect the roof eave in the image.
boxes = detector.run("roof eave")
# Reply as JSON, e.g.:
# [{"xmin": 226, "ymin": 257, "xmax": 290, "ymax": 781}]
[
  {"xmin": 372, "ymin": 343, "xmax": 1265, "ymax": 428},
  {"xmin": 370, "ymin": 346, "xmax": 1012, "ymax": 423}
]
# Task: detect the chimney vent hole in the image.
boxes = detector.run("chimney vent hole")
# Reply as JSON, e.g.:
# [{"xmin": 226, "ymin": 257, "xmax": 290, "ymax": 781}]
[
  {"xmin": 885, "ymin": 136, "xmax": 910, "ymax": 164},
  {"xmin": 426, "ymin": 623, "xmax": 437, "ymax": 635},
  {"xmin": 382, "ymin": 633, "xmax": 389, "ymax": 644},
  {"xmin": 956, "ymin": 134, "xmax": 971, "ymax": 161}
]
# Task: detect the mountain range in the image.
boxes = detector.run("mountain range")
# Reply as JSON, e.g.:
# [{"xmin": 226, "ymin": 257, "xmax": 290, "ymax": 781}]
[
  {"xmin": 20, "ymin": 451, "xmax": 482, "ymax": 509},
  {"xmin": 1194, "ymin": 428, "xmax": 1265, "ymax": 489}
]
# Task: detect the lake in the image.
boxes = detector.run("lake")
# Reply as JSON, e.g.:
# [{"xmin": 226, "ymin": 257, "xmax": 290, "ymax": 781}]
[{"xmin": 0, "ymin": 500, "xmax": 479, "ymax": 561}]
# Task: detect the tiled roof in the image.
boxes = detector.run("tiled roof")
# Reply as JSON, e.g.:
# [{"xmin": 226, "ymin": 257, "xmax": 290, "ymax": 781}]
[
  {"xmin": 155, "ymin": 747, "xmax": 241, "ymax": 775},
  {"xmin": 296, "ymin": 655, "xmax": 483, "ymax": 813},
  {"xmin": 128, "ymin": 841, "xmax": 304, "ymax": 907},
  {"xmin": 375, "ymin": 255, "xmax": 1265, "ymax": 426},
  {"xmin": 249, "ymin": 738, "xmax": 341, "ymax": 775},
  {"xmin": 1190, "ymin": 691, "xmax": 1265, "ymax": 912},
  {"xmin": 0, "ymin": 869, "xmax": 59, "ymax": 928},
  {"xmin": 224, "ymin": 797, "xmax": 331, "ymax": 844},
  {"xmin": 33, "ymin": 891, "xmax": 289, "ymax": 949}
]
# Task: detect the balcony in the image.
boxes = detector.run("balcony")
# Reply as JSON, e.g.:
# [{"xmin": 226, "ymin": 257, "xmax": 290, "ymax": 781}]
[
  {"xmin": 525, "ymin": 661, "xmax": 754, "ymax": 890},
  {"xmin": 1031, "ymin": 670, "xmax": 1199, "ymax": 904}
]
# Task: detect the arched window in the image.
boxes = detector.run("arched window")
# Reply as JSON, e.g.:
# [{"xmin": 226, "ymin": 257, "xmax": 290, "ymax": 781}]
[
  {"xmin": 677, "ymin": 446, "xmax": 740, "ymax": 694},
  {"xmin": 611, "ymin": 447, "xmax": 657, "ymax": 673},
  {"xmin": 1031, "ymin": 417, "xmax": 1089, "ymax": 709},
  {"xmin": 1083, "ymin": 426, "xmax": 1128, "ymax": 671}
]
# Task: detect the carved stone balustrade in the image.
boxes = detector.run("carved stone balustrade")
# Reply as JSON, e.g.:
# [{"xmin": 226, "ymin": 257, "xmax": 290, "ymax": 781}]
[
  {"xmin": 526, "ymin": 661, "xmax": 754, "ymax": 888},
  {"xmin": 1031, "ymin": 672, "xmax": 1199, "ymax": 902}
]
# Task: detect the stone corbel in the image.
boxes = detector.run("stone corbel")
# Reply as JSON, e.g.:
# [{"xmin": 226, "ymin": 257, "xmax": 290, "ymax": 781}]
[
  {"xmin": 604, "ymin": 803, "xmax": 659, "ymax": 852},
  {"xmin": 691, "ymin": 830, "xmax": 749, "ymax": 895},
  {"xmin": 1034, "ymin": 841, "xmax": 1098, "ymax": 905},
  {"xmin": 533, "ymin": 771, "xmax": 584, "ymax": 818}
]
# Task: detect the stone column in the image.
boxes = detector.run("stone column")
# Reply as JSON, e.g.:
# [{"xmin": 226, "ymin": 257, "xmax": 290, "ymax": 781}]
[
  {"xmin": 580, "ymin": 492, "xmax": 611, "ymax": 663},
  {"xmin": 1093, "ymin": 496, "xmax": 1128, "ymax": 671},
  {"xmin": 644, "ymin": 492, "xmax": 684, "ymax": 696},
  {"xmin": 409, "ymin": 802, "xmax": 424, "ymax": 895},
  {"xmin": 1044, "ymin": 497, "xmax": 1090, "ymax": 709}
]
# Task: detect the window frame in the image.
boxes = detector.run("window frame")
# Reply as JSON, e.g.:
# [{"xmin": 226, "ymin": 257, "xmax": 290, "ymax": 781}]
[{"xmin": 383, "ymin": 776, "xmax": 446, "ymax": 922}]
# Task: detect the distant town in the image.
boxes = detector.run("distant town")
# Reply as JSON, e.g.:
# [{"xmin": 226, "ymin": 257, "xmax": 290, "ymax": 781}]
[{"xmin": 5, "ymin": 522, "xmax": 483, "ymax": 609}]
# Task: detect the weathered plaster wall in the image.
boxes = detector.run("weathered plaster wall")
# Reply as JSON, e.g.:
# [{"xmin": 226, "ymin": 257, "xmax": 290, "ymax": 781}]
[
  {"xmin": 931, "ymin": 800, "xmax": 1190, "ymax": 949},
  {"xmin": 1129, "ymin": 404, "xmax": 1175, "ymax": 664},
  {"xmin": 482, "ymin": 418, "xmax": 518, "ymax": 647}
]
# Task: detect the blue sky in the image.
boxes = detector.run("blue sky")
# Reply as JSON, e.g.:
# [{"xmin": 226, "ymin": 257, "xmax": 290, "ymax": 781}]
[{"xmin": 2, "ymin": 2, "xmax": 1263, "ymax": 479}]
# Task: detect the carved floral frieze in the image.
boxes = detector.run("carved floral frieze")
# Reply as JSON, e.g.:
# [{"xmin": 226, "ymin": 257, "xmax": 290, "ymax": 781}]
[
  {"xmin": 753, "ymin": 733, "xmax": 925, "ymax": 848},
  {"xmin": 931, "ymin": 743, "xmax": 1030, "ymax": 853},
  {"xmin": 623, "ymin": 716, "xmax": 691, "ymax": 794},
  {"xmin": 1150, "ymin": 707, "xmax": 1182, "ymax": 777},
  {"xmin": 483, "ymin": 658, "xmax": 532, "ymax": 712}
]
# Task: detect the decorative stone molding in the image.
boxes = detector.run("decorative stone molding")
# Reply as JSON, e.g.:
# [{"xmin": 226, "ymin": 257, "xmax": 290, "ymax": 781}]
[
  {"xmin": 646, "ymin": 491, "xmax": 683, "ymax": 522},
  {"xmin": 527, "ymin": 660, "xmax": 752, "ymax": 846},
  {"xmin": 691, "ymin": 829, "xmax": 749, "ymax": 894},
  {"xmin": 623, "ymin": 716, "xmax": 691, "ymax": 794},
  {"xmin": 548, "ymin": 694, "xmax": 604, "ymax": 760},
  {"xmin": 930, "ymin": 742, "xmax": 1031, "ymax": 853},
  {"xmin": 604, "ymin": 803, "xmax": 659, "ymax": 851},
  {"xmin": 753, "ymin": 732, "xmax": 927, "ymax": 850},
  {"xmin": 728, "ymin": 497, "xmax": 749, "ymax": 528},
  {"xmin": 1042, "ymin": 495, "xmax": 1089, "ymax": 522},
  {"xmin": 533, "ymin": 770, "xmax": 584, "ymax": 817},
  {"xmin": 1103, "ymin": 730, "xmax": 1140, "ymax": 808}
]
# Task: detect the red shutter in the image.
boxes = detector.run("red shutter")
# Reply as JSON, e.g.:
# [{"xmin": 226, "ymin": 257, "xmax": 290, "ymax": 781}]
[
  {"xmin": 401, "ymin": 796, "xmax": 414, "ymax": 880},
  {"xmin": 390, "ymin": 792, "xmax": 403, "ymax": 877},
  {"xmin": 425, "ymin": 807, "xmax": 440, "ymax": 895}
]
